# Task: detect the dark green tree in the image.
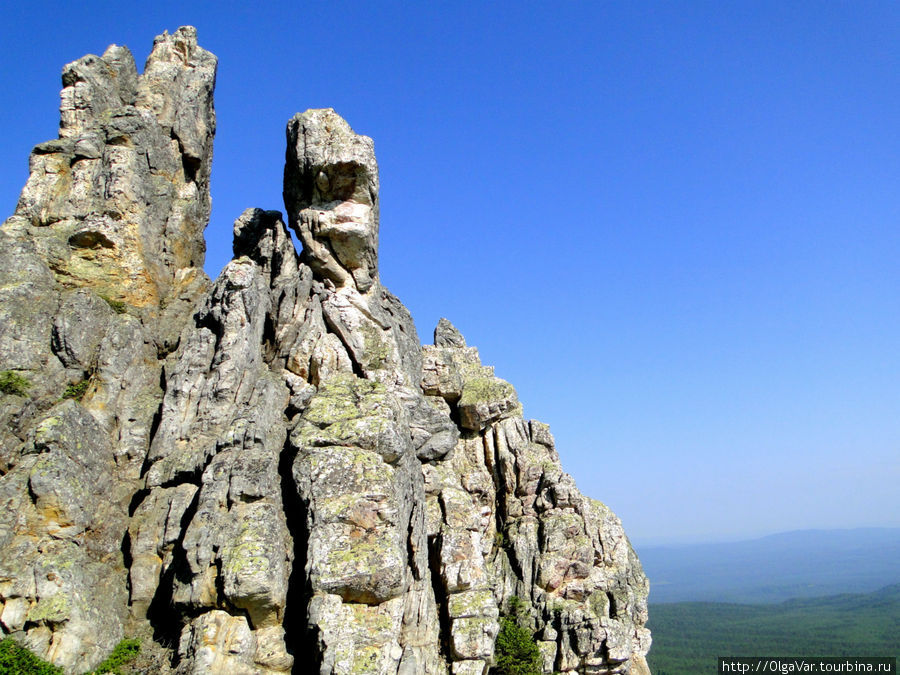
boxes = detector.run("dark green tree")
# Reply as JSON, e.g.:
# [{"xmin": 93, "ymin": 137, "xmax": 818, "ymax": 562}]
[{"xmin": 492, "ymin": 597, "xmax": 542, "ymax": 675}]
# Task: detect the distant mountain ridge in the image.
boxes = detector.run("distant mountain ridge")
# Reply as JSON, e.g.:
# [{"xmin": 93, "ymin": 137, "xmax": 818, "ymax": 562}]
[{"xmin": 637, "ymin": 527, "xmax": 900, "ymax": 604}]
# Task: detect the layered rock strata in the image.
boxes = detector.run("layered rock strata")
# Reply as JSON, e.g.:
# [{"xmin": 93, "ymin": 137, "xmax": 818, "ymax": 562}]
[{"xmin": 0, "ymin": 29, "xmax": 650, "ymax": 675}]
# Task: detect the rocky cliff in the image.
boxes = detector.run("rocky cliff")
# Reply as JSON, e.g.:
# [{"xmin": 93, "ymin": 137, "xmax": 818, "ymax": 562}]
[{"xmin": 0, "ymin": 28, "xmax": 650, "ymax": 675}]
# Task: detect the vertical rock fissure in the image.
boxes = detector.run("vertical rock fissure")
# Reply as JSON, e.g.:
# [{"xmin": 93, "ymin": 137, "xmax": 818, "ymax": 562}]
[
  {"xmin": 128, "ymin": 488, "xmax": 151, "ymax": 516},
  {"xmin": 146, "ymin": 483, "xmax": 203, "ymax": 663},
  {"xmin": 607, "ymin": 591, "xmax": 618, "ymax": 619},
  {"xmin": 404, "ymin": 510, "xmax": 418, "ymax": 583},
  {"xmin": 278, "ymin": 434, "xmax": 312, "ymax": 672},
  {"xmin": 486, "ymin": 429, "xmax": 522, "ymax": 584},
  {"xmin": 120, "ymin": 530, "xmax": 134, "ymax": 598},
  {"xmin": 262, "ymin": 312, "xmax": 278, "ymax": 363},
  {"xmin": 426, "ymin": 534, "xmax": 454, "ymax": 663},
  {"xmin": 319, "ymin": 307, "xmax": 367, "ymax": 379},
  {"xmin": 140, "ymin": 372, "xmax": 167, "ymax": 478}
]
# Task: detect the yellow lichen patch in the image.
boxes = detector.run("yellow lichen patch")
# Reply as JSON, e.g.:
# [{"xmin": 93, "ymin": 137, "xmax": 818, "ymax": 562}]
[{"xmin": 26, "ymin": 594, "xmax": 70, "ymax": 625}]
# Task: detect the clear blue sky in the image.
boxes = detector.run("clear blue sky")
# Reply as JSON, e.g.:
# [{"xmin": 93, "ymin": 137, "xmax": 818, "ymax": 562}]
[{"xmin": 2, "ymin": 1, "xmax": 898, "ymax": 545}]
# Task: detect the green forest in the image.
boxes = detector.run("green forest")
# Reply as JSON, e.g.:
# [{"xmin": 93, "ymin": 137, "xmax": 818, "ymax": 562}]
[{"xmin": 646, "ymin": 584, "xmax": 900, "ymax": 675}]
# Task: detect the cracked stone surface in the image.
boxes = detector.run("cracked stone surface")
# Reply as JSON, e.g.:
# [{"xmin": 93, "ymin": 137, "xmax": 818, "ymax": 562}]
[
  {"xmin": 0, "ymin": 26, "xmax": 215, "ymax": 673},
  {"xmin": 0, "ymin": 28, "xmax": 650, "ymax": 675}
]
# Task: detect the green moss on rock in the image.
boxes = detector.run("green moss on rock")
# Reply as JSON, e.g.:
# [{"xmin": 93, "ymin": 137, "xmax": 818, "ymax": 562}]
[
  {"xmin": 98, "ymin": 294, "xmax": 128, "ymax": 314},
  {"xmin": 303, "ymin": 374, "xmax": 388, "ymax": 426},
  {"xmin": 459, "ymin": 376, "xmax": 515, "ymax": 406},
  {"xmin": 0, "ymin": 637, "xmax": 63, "ymax": 675},
  {"xmin": 358, "ymin": 321, "xmax": 390, "ymax": 370},
  {"xmin": 0, "ymin": 370, "xmax": 31, "ymax": 396},
  {"xmin": 27, "ymin": 593, "xmax": 71, "ymax": 624},
  {"xmin": 90, "ymin": 638, "xmax": 141, "ymax": 674},
  {"xmin": 62, "ymin": 379, "xmax": 91, "ymax": 401}
]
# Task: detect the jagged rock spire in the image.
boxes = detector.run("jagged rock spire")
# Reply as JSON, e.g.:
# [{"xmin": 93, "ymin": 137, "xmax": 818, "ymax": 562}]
[
  {"xmin": 434, "ymin": 318, "xmax": 467, "ymax": 348},
  {"xmin": 283, "ymin": 108, "xmax": 380, "ymax": 293},
  {"xmin": 7, "ymin": 25, "xmax": 216, "ymax": 318},
  {"xmin": 0, "ymin": 27, "xmax": 218, "ymax": 673},
  {"xmin": 0, "ymin": 30, "xmax": 651, "ymax": 674}
]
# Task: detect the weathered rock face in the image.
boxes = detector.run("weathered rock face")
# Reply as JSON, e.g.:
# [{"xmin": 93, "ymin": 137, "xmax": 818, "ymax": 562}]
[
  {"xmin": 0, "ymin": 28, "xmax": 650, "ymax": 675},
  {"xmin": 284, "ymin": 109, "xmax": 380, "ymax": 294},
  {"xmin": 0, "ymin": 27, "xmax": 215, "ymax": 673},
  {"xmin": 7, "ymin": 26, "xmax": 215, "ymax": 345}
]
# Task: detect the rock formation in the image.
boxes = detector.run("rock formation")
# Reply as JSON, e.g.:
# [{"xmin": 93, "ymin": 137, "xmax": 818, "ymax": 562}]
[{"xmin": 0, "ymin": 28, "xmax": 650, "ymax": 675}]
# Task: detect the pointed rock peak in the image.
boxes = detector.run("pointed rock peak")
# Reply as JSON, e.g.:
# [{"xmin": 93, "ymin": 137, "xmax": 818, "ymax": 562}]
[
  {"xmin": 232, "ymin": 207, "xmax": 299, "ymax": 283},
  {"xmin": 146, "ymin": 25, "xmax": 203, "ymax": 64},
  {"xmin": 434, "ymin": 318, "xmax": 466, "ymax": 348},
  {"xmin": 59, "ymin": 48, "xmax": 138, "ymax": 137},
  {"xmin": 139, "ymin": 26, "xmax": 217, "ymax": 166},
  {"xmin": 12, "ymin": 26, "xmax": 216, "ymax": 320},
  {"xmin": 283, "ymin": 108, "xmax": 379, "ymax": 293},
  {"xmin": 100, "ymin": 45, "xmax": 139, "ymax": 105},
  {"xmin": 233, "ymin": 208, "xmax": 283, "ymax": 255}
]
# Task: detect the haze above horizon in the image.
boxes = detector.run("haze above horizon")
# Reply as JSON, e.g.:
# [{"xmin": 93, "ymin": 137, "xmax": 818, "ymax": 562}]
[{"xmin": 2, "ymin": 1, "xmax": 898, "ymax": 543}]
